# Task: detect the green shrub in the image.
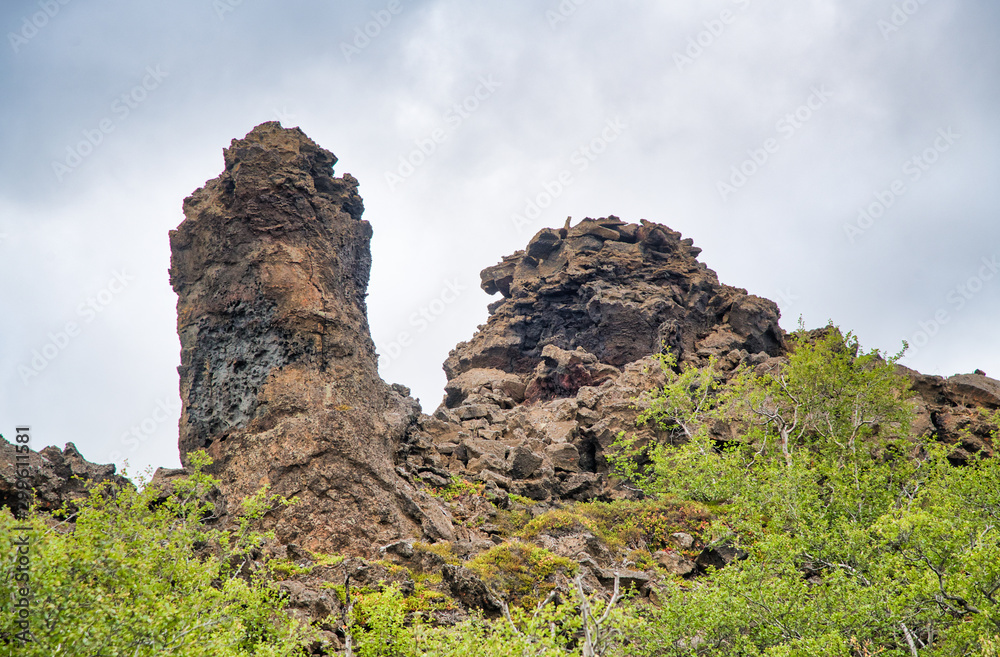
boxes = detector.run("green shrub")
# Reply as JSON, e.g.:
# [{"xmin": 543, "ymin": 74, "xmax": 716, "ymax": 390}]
[
  {"xmin": 0, "ymin": 450, "xmax": 312, "ymax": 656},
  {"xmin": 611, "ymin": 328, "xmax": 1000, "ymax": 655},
  {"xmin": 468, "ymin": 541, "xmax": 577, "ymax": 608}
]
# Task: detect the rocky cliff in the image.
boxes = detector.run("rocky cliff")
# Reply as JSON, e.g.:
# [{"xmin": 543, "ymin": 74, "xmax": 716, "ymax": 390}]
[
  {"xmin": 447, "ymin": 217, "xmax": 785, "ymax": 385},
  {"xmin": 388, "ymin": 217, "xmax": 789, "ymax": 510},
  {"xmin": 4, "ymin": 121, "xmax": 996, "ymax": 591},
  {"xmin": 168, "ymin": 122, "xmax": 451, "ymax": 556}
]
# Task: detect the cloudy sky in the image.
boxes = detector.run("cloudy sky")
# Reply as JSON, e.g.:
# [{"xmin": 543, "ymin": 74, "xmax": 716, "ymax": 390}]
[{"xmin": 1, "ymin": 0, "xmax": 997, "ymax": 479}]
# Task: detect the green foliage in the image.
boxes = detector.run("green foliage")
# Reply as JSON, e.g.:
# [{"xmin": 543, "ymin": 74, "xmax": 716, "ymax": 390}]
[
  {"xmin": 346, "ymin": 571, "xmax": 634, "ymax": 657},
  {"xmin": 518, "ymin": 498, "xmax": 710, "ymax": 554},
  {"xmin": 403, "ymin": 605, "xmax": 582, "ymax": 657},
  {"xmin": 493, "ymin": 505, "xmax": 534, "ymax": 537},
  {"xmin": 309, "ymin": 551, "xmax": 346, "ymax": 568},
  {"xmin": 423, "ymin": 476, "xmax": 485, "ymax": 502},
  {"xmin": 468, "ymin": 541, "xmax": 578, "ymax": 608},
  {"xmin": 518, "ymin": 508, "xmax": 585, "ymax": 539},
  {"xmin": 268, "ymin": 559, "xmax": 313, "ymax": 579},
  {"xmin": 403, "ymin": 582, "xmax": 455, "ymax": 614},
  {"xmin": 412, "ymin": 541, "xmax": 459, "ymax": 565},
  {"xmin": 351, "ymin": 584, "xmax": 410, "ymax": 657},
  {"xmin": 0, "ymin": 450, "xmax": 312, "ymax": 656},
  {"xmin": 612, "ymin": 328, "xmax": 1000, "ymax": 654}
]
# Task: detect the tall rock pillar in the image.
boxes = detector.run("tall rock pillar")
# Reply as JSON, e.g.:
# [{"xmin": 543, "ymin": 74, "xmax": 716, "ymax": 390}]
[{"xmin": 169, "ymin": 122, "xmax": 452, "ymax": 555}]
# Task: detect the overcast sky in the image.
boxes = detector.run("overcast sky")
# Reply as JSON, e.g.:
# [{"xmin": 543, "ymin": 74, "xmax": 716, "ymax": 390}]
[{"xmin": 1, "ymin": 0, "xmax": 997, "ymax": 479}]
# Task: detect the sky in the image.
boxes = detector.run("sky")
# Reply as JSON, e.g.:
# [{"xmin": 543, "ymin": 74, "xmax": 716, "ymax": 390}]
[{"xmin": 1, "ymin": 0, "xmax": 997, "ymax": 480}]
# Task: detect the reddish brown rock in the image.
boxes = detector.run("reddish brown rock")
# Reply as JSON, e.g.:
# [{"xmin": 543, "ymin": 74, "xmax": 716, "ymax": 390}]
[
  {"xmin": 416, "ymin": 217, "xmax": 788, "ymax": 504},
  {"xmin": 445, "ymin": 217, "xmax": 785, "ymax": 385},
  {"xmin": 0, "ymin": 437, "xmax": 130, "ymax": 515},
  {"xmin": 169, "ymin": 122, "xmax": 453, "ymax": 556},
  {"xmin": 902, "ymin": 367, "xmax": 998, "ymax": 463}
]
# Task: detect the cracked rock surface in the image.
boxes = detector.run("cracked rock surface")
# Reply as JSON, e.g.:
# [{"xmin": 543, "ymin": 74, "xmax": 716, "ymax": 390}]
[{"xmin": 169, "ymin": 122, "xmax": 452, "ymax": 556}]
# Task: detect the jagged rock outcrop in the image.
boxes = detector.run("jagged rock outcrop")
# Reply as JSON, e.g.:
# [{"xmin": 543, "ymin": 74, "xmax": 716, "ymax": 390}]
[
  {"xmin": 395, "ymin": 218, "xmax": 787, "ymax": 504},
  {"xmin": 446, "ymin": 217, "xmax": 785, "ymax": 386},
  {"xmin": 169, "ymin": 122, "xmax": 452, "ymax": 556},
  {"xmin": 904, "ymin": 368, "xmax": 998, "ymax": 463},
  {"xmin": 0, "ymin": 438, "xmax": 129, "ymax": 515}
]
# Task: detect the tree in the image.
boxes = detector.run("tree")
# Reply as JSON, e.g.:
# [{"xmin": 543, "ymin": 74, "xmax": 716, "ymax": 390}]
[{"xmin": 612, "ymin": 327, "xmax": 1000, "ymax": 654}]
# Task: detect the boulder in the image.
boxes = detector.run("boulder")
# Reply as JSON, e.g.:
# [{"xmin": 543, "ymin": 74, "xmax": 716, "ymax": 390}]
[
  {"xmin": 654, "ymin": 550, "xmax": 697, "ymax": 576},
  {"xmin": 696, "ymin": 543, "xmax": 748, "ymax": 571},
  {"xmin": 545, "ymin": 443, "xmax": 581, "ymax": 473},
  {"xmin": 442, "ymin": 564, "xmax": 503, "ymax": 612}
]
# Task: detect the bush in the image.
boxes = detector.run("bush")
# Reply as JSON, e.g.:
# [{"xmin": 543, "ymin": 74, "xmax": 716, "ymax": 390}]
[{"xmin": 0, "ymin": 451, "xmax": 312, "ymax": 656}]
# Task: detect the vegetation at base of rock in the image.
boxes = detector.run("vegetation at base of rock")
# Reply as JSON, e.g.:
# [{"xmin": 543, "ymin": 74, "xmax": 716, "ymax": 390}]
[
  {"xmin": 422, "ymin": 476, "xmax": 485, "ymax": 501},
  {"xmin": 0, "ymin": 450, "xmax": 313, "ymax": 656},
  {"xmin": 518, "ymin": 497, "xmax": 711, "ymax": 552},
  {"xmin": 507, "ymin": 493, "xmax": 536, "ymax": 506},
  {"xmin": 344, "ymin": 579, "xmax": 623, "ymax": 657},
  {"xmin": 412, "ymin": 540, "xmax": 459, "ymax": 564},
  {"xmin": 611, "ymin": 327, "xmax": 1000, "ymax": 655},
  {"xmin": 468, "ymin": 541, "xmax": 579, "ymax": 608},
  {"xmin": 269, "ymin": 559, "xmax": 315, "ymax": 579},
  {"xmin": 311, "ymin": 551, "xmax": 347, "ymax": 568}
]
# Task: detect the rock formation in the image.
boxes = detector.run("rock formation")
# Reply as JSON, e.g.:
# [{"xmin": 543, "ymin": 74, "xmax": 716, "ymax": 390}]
[
  {"xmin": 446, "ymin": 217, "xmax": 785, "ymax": 386},
  {"xmin": 905, "ymin": 369, "xmax": 999, "ymax": 463},
  {"xmin": 392, "ymin": 218, "xmax": 788, "ymax": 507},
  {"xmin": 393, "ymin": 217, "xmax": 998, "ymax": 511},
  {"xmin": 169, "ymin": 122, "xmax": 452, "ymax": 556},
  {"xmin": 0, "ymin": 439, "xmax": 129, "ymax": 515},
  {"xmin": 4, "ymin": 123, "xmax": 998, "ymax": 643}
]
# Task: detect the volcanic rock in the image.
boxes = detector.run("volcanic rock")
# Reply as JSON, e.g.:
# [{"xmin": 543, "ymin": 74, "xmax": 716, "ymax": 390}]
[
  {"xmin": 445, "ymin": 217, "xmax": 785, "ymax": 384},
  {"xmin": 397, "ymin": 218, "xmax": 788, "ymax": 504},
  {"xmin": 903, "ymin": 367, "xmax": 999, "ymax": 463},
  {"xmin": 0, "ymin": 437, "xmax": 130, "ymax": 516},
  {"xmin": 169, "ymin": 122, "xmax": 453, "ymax": 555}
]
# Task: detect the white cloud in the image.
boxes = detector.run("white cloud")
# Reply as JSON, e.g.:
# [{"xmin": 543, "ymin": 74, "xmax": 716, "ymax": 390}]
[{"xmin": 0, "ymin": 0, "xmax": 997, "ymax": 475}]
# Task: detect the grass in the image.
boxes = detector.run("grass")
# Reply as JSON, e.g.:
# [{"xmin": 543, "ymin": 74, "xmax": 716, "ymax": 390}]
[
  {"xmin": 268, "ymin": 559, "xmax": 313, "ymax": 579},
  {"xmin": 310, "ymin": 551, "xmax": 346, "ymax": 568}
]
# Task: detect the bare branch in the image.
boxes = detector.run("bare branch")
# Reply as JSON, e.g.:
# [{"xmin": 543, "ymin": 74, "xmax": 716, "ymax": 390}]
[{"xmin": 900, "ymin": 623, "xmax": 919, "ymax": 657}]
